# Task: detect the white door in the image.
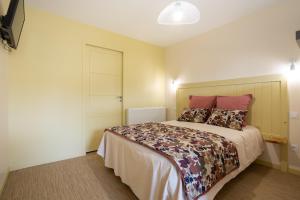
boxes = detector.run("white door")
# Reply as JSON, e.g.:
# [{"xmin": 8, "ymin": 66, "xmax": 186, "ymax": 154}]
[{"xmin": 84, "ymin": 45, "xmax": 123, "ymax": 152}]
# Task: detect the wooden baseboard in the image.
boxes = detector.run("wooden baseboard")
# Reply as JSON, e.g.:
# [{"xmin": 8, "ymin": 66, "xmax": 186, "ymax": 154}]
[
  {"xmin": 288, "ymin": 166, "xmax": 300, "ymax": 176},
  {"xmin": 255, "ymin": 159, "xmax": 281, "ymax": 170},
  {"xmin": 0, "ymin": 168, "xmax": 10, "ymax": 195},
  {"xmin": 256, "ymin": 159, "xmax": 300, "ymax": 176}
]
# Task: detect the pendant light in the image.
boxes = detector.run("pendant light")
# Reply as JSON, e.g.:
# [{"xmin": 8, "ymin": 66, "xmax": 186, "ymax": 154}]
[{"xmin": 157, "ymin": 1, "xmax": 200, "ymax": 25}]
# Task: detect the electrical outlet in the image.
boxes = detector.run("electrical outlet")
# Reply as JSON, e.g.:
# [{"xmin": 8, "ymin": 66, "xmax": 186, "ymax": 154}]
[
  {"xmin": 291, "ymin": 144, "xmax": 299, "ymax": 153},
  {"xmin": 289, "ymin": 111, "xmax": 299, "ymax": 119}
]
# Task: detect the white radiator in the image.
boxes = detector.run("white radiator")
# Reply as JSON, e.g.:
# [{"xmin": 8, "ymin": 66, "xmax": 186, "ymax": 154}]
[{"xmin": 126, "ymin": 107, "xmax": 166, "ymax": 125}]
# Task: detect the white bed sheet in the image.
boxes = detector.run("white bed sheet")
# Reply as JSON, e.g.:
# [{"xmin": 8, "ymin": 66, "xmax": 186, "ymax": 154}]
[{"xmin": 98, "ymin": 121, "xmax": 264, "ymax": 200}]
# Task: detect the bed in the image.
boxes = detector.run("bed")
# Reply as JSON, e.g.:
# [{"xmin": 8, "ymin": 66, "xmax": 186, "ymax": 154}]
[
  {"xmin": 97, "ymin": 75, "xmax": 288, "ymax": 200},
  {"xmin": 98, "ymin": 121, "xmax": 264, "ymax": 200}
]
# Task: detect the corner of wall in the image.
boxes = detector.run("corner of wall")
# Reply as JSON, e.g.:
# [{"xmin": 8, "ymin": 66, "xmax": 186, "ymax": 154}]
[
  {"xmin": 0, "ymin": 167, "xmax": 9, "ymax": 194},
  {"xmin": 0, "ymin": 0, "xmax": 10, "ymax": 192}
]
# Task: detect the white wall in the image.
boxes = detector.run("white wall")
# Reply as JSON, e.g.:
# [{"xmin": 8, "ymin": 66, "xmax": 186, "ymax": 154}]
[
  {"xmin": 166, "ymin": 0, "xmax": 300, "ymax": 168},
  {"xmin": 0, "ymin": 0, "xmax": 10, "ymax": 192}
]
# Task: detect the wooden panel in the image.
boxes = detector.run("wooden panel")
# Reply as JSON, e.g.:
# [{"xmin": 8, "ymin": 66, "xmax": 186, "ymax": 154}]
[
  {"xmin": 176, "ymin": 75, "xmax": 288, "ymax": 145},
  {"xmin": 90, "ymin": 74, "xmax": 122, "ymax": 96},
  {"xmin": 84, "ymin": 44, "xmax": 123, "ymax": 152},
  {"xmin": 88, "ymin": 96, "xmax": 122, "ymax": 116},
  {"xmin": 85, "ymin": 115, "xmax": 122, "ymax": 153},
  {"xmin": 271, "ymin": 82, "xmax": 281, "ymax": 135},
  {"xmin": 261, "ymin": 82, "xmax": 272, "ymax": 134},
  {"xmin": 90, "ymin": 48, "xmax": 122, "ymax": 75}
]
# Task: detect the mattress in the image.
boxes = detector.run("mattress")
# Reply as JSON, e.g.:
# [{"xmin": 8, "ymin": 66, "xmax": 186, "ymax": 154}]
[{"xmin": 98, "ymin": 120, "xmax": 264, "ymax": 200}]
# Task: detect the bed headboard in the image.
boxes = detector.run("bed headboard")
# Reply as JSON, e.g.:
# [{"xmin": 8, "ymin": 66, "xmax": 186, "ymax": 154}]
[{"xmin": 176, "ymin": 75, "xmax": 289, "ymax": 144}]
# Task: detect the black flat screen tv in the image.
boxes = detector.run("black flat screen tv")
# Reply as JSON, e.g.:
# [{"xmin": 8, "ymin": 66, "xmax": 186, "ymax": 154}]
[{"xmin": 0, "ymin": 0, "xmax": 25, "ymax": 49}]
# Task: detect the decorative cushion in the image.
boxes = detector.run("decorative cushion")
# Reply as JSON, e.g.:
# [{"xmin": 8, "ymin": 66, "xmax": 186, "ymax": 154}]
[
  {"xmin": 206, "ymin": 108, "xmax": 248, "ymax": 131},
  {"xmin": 216, "ymin": 94, "xmax": 252, "ymax": 110},
  {"xmin": 216, "ymin": 94, "xmax": 252, "ymax": 126},
  {"xmin": 178, "ymin": 108, "xmax": 211, "ymax": 123},
  {"xmin": 227, "ymin": 110, "xmax": 248, "ymax": 131},
  {"xmin": 189, "ymin": 96, "xmax": 217, "ymax": 109},
  {"xmin": 206, "ymin": 109, "xmax": 230, "ymax": 128}
]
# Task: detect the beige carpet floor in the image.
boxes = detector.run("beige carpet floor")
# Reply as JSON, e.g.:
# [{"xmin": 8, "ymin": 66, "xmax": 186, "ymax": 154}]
[{"xmin": 1, "ymin": 153, "xmax": 300, "ymax": 200}]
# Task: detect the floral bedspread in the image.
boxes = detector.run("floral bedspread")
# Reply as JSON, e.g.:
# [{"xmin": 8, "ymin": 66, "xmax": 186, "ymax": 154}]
[{"xmin": 105, "ymin": 122, "xmax": 240, "ymax": 199}]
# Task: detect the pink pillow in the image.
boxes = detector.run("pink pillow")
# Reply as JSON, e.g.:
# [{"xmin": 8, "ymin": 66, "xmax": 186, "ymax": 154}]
[
  {"xmin": 216, "ymin": 94, "xmax": 253, "ymax": 110},
  {"xmin": 189, "ymin": 96, "xmax": 217, "ymax": 109},
  {"xmin": 216, "ymin": 94, "xmax": 252, "ymax": 127}
]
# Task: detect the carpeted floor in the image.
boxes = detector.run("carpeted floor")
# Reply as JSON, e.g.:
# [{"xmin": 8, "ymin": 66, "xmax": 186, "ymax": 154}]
[{"xmin": 1, "ymin": 153, "xmax": 300, "ymax": 200}]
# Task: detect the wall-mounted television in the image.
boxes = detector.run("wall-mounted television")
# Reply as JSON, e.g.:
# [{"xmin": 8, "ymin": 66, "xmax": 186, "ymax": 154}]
[{"xmin": 0, "ymin": 0, "xmax": 25, "ymax": 49}]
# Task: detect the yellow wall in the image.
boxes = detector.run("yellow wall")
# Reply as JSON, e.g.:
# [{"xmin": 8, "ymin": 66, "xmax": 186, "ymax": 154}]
[
  {"xmin": 0, "ymin": 47, "xmax": 9, "ymax": 192},
  {"xmin": 0, "ymin": 33, "xmax": 9, "ymax": 195},
  {"xmin": 166, "ymin": 0, "xmax": 300, "ymax": 169},
  {"xmin": 8, "ymin": 6, "xmax": 165, "ymax": 170},
  {"xmin": 0, "ymin": 0, "xmax": 10, "ymax": 192}
]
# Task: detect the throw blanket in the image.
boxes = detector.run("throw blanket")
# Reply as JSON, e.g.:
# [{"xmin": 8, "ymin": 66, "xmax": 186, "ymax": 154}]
[{"xmin": 105, "ymin": 122, "xmax": 240, "ymax": 199}]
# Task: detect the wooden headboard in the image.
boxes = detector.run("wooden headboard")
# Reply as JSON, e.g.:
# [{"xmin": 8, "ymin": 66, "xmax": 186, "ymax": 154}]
[{"xmin": 176, "ymin": 75, "xmax": 289, "ymax": 144}]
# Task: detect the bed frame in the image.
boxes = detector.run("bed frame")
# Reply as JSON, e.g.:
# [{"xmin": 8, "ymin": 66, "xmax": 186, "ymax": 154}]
[{"xmin": 176, "ymin": 74, "xmax": 289, "ymax": 171}]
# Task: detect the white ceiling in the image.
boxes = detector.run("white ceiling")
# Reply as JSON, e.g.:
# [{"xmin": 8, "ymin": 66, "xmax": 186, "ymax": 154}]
[{"xmin": 26, "ymin": 0, "xmax": 282, "ymax": 47}]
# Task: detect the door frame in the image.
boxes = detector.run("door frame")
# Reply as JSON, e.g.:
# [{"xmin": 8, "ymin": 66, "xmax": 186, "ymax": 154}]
[{"xmin": 82, "ymin": 43, "xmax": 124, "ymax": 153}]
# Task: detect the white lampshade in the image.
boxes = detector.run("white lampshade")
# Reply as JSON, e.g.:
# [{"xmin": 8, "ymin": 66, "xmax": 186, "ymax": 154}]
[{"xmin": 158, "ymin": 1, "xmax": 200, "ymax": 25}]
